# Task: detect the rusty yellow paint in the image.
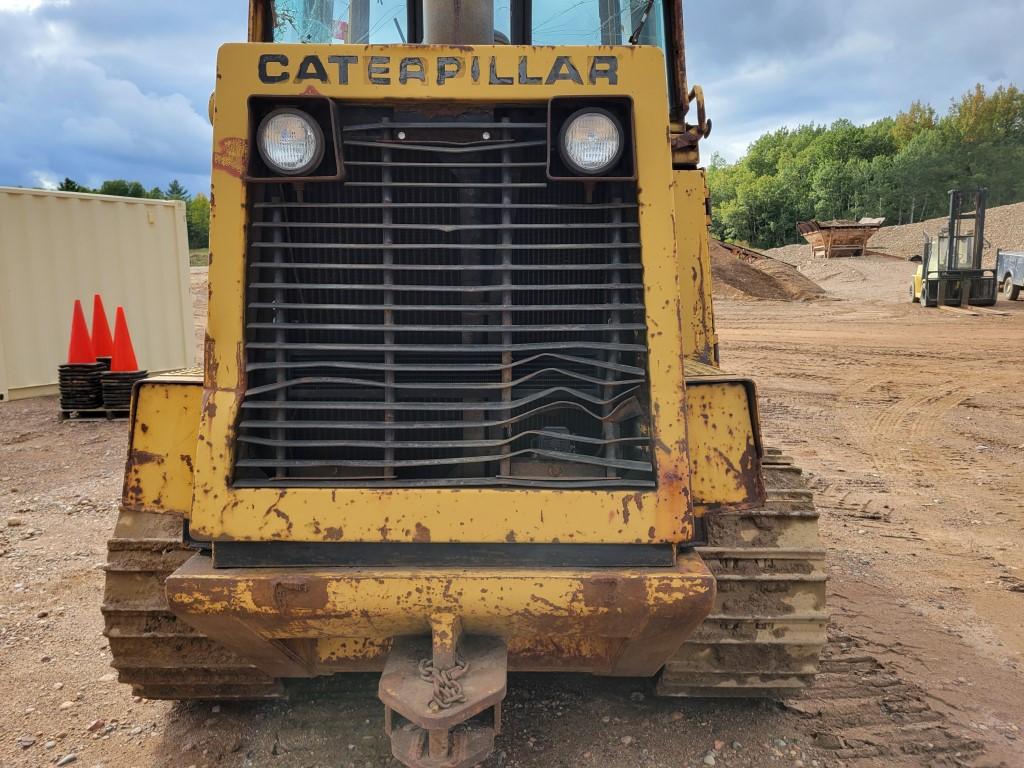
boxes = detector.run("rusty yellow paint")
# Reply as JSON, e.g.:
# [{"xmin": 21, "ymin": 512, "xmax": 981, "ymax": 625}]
[
  {"xmin": 192, "ymin": 44, "xmax": 694, "ymax": 544},
  {"xmin": 674, "ymin": 170, "xmax": 718, "ymax": 366},
  {"xmin": 166, "ymin": 550, "xmax": 716, "ymax": 676},
  {"xmin": 121, "ymin": 376, "xmax": 202, "ymax": 517},
  {"xmin": 684, "ymin": 376, "xmax": 765, "ymax": 513}
]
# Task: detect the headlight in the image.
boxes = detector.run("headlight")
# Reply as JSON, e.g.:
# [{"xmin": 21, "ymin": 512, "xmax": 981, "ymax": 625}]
[
  {"xmin": 559, "ymin": 109, "xmax": 624, "ymax": 175},
  {"xmin": 257, "ymin": 109, "xmax": 324, "ymax": 176}
]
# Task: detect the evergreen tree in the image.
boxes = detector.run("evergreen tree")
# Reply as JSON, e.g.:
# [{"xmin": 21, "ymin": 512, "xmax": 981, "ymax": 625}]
[
  {"xmin": 165, "ymin": 179, "xmax": 190, "ymax": 201},
  {"xmin": 57, "ymin": 178, "xmax": 91, "ymax": 193}
]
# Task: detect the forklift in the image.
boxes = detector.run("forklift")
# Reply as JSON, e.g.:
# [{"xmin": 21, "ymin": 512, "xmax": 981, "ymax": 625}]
[{"xmin": 911, "ymin": 188, "xmax": 998, "ymax": 307}]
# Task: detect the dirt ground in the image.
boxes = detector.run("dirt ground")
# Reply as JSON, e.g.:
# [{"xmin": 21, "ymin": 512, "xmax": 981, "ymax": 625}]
[{"xmin": 2, "ymin": 253, "xmax": 1024, "ymax": 768}]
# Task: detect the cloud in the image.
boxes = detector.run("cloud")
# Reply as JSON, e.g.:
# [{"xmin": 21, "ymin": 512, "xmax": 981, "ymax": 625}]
[
  {"xmin": 0, "ymin": 0, "xmax": 243, "ymax": 195},
  {"xmin": 0, "ymin": 0, "xmax": 49, "ymax": 12}
]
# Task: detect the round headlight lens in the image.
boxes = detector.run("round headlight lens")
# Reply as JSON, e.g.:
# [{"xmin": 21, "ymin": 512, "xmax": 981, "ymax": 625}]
[
  {"xmin": 257, "ymin": 109, "xmax": 324, "ymax": 175},
  {"xmin": 560, "ymin": 110, "xmax": 624, "ymax": 175}
]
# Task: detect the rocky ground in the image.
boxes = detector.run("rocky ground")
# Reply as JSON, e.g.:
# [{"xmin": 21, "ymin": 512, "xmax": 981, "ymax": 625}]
[{"xmin": 2, "ymin": 245, "xmax": 1024, "ymax": 767}]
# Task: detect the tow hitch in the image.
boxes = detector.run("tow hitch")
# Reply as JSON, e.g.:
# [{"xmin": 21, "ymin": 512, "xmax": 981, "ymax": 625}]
[{"xmin": 380, "ymin": 615, "xmax": 507, "ymax": 768}]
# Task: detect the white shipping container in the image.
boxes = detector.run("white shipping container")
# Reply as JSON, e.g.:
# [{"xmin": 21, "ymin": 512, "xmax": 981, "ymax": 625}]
[{"xmin": 0, "ymin": 187, "xmax": 195, "ymax": 401}]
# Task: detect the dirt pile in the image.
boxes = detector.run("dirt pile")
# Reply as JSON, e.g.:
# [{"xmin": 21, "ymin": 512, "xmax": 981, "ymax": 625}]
[{"xmin": 710, "ymin": 239, "xmax": 827, "ymax": 301}]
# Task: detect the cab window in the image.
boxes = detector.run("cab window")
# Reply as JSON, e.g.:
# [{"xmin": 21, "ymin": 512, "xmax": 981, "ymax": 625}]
[
  {"xmin": 531, "ymin": 0, "xmax": 666, "ymax": 47},
  {"xmin": 270, "ymin": 1, "xmax": 512, "ymax": 45}
]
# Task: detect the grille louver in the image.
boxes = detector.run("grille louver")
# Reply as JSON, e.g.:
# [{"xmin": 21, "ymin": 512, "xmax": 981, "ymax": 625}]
[{"xmin": 235, "ymin": 105, "xmax": 655, "ymax": 488}]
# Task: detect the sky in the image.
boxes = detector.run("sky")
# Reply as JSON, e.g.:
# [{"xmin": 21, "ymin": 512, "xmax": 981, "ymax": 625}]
[{"xmin": 0, "ymin": 0, "xmax": 1022, "ymax": 196}]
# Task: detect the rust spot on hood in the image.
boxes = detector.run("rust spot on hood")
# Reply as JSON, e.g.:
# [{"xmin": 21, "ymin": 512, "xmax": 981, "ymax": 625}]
[
  {"xmin": 619, "ymin": 492, "xmax": 644, "ymax": 525},
  {"xmin": 128, "ymin": 450, "xmax": 163, "ymax": 466},
  {"xmin": 712, "ymin": 434, "xmax": 765, "ymax": 507},
  {"xmin": 213, "ymin": 137, "xmax": 247, "ymax": 178},
  {"xmin": 265, "ymin": 492, "xmax": 293, "ymax": 535},
  {"xmin": 413, "ymin": 523, "xmax": 431, "ymax": 543},
  {"xmin": 203, "ymin": 333, "xmax": 217, "ymax": 392}
]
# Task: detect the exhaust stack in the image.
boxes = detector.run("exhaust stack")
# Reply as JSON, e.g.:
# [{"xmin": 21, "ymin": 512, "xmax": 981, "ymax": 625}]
[{"xmin": 422, "ymin": 0, "xmax": 494, "ymax": 44}]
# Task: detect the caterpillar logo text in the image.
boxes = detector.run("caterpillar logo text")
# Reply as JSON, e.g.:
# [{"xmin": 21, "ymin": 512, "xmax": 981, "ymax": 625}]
[{"xmin": 257, "ymin": 52, "xmax": 619, "ymax": 87}]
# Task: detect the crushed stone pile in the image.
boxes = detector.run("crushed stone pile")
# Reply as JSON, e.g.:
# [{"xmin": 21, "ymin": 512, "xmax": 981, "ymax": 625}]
[
  {"xmin": 870, "ymin": 201, "xmax": 1024, "ymax": 265},
  {"xmin": 710, "ymin": 239, "xmax": 827, "ymax": 301},
  {"xmin": 767, "ymin": 201, "xmax": 1024, "ymax": 277}
]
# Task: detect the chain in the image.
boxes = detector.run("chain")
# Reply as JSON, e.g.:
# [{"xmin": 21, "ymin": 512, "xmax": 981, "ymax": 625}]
[{"xmin": 418, "ymin": 654, "xmax": 470, "ymax": 712}]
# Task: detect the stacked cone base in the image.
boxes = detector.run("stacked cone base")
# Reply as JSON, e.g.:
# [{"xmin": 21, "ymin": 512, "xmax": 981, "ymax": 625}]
[
  {"xmin": 101, "ymin": 371, "xmax": 148, "ymax": 410},
  {"xmin": 58, "ymin": 363, "xmax": 104, "ymax": 411}
]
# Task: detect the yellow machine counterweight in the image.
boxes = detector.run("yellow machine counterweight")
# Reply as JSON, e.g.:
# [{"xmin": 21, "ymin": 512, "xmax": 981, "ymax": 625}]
[{"xmin": 102, "ymin": 3, "xmax": 827, "ymax": 766}]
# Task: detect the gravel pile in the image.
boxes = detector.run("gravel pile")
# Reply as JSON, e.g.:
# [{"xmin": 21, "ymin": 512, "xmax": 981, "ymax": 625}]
[
  {"xmin": 766, "ymin": 201, "xmax": 1024, "ymax": 268},
  {"xmin": 864, "ymin": 201, "xmax": 1024, "ymax": 265}
]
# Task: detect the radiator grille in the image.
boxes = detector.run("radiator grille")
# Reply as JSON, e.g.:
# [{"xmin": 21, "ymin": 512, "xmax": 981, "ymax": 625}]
[{"xmin": 235, "ymin": 105, "xmax": 655, "ymax": 488}]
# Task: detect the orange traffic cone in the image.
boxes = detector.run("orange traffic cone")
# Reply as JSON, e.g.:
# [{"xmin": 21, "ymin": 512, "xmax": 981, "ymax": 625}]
[
  {"xmin": 67, "ymin": 299, "xmax": 96, "ymax": 364},
  {"xmin": 59, "ymin": 299, "xmax": 104, "ymax": 414},
  {"xmin": 110, "ymin": 307, "xmax": 140, "ymax": 372},
  {"xmin": 90, "ymin": 294, "xmax": 114, "ymax": 360}
]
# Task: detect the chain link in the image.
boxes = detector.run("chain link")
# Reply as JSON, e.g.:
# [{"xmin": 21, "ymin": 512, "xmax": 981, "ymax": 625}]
[{"xmin": 418, "ymin": 654, "xmax": 470, "ymax": 712}]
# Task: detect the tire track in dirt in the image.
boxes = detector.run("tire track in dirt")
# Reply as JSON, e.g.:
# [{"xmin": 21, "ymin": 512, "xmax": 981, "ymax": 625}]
[
  {"xmin": 838, "ymin": 372, "xmax": 1013, "ymax": 483},
  {"xmin": 788, "ymin": 625, "xmax": 986, "ymax": 767}
]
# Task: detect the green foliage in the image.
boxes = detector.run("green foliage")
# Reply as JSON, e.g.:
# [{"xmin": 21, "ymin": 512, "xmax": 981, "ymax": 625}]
[
  {"xmin": 709, "ymin": 83, "xmax": 1024, "ymax": 249},
  {"xmin": 892, "ymin": 101, "xmax": 936, "ymax": 148},
  {"xmin": 186, "ymin": 193, "xmax": 211, "ymax": 250},
  {"xmin": 97, "ymin": 179, "xmax": 155, "ymax": 198}
]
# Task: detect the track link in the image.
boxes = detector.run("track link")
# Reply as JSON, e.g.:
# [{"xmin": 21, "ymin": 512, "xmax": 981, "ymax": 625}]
[
  {"xmin": 102, "ymin": 508, "xmax": 285, "ymax": 701},
  {"xmin": 657, "ymin": 448, "xmax": 828, "ymax": 697}
]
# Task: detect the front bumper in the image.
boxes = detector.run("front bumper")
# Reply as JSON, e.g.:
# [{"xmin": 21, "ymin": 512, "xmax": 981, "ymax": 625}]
[{"xmin": 165, "ymin": 550, "xmax": 716, "ymax": 678}]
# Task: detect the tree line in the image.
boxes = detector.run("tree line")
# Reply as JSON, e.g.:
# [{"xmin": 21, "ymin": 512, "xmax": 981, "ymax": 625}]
[
  {"xmin": 708, "ymin": 83, "xmax": 1024, "ymax": 249},
  {"xmin": 57, "ymin": 178, "xmax": 211, "ymax": 250}
]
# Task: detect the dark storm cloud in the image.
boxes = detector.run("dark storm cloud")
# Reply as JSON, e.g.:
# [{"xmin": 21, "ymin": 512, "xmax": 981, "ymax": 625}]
[{"xmin": 0, "ymin": 0, "xmax": 1021, "ymax": 191}]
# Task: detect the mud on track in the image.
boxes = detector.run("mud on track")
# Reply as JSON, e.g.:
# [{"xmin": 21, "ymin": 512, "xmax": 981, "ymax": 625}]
[{"xmin": 1, "ymin": 258, "xmax": 1023, "ymax": 767}]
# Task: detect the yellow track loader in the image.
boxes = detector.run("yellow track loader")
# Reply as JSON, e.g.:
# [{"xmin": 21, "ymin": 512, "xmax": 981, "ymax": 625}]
[{"xmin": 103, "ymin": 2, "xmax": 827, "ymax": 766}]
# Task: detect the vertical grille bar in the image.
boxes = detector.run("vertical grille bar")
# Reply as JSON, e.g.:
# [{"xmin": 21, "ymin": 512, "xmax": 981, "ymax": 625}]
[
  {"xmin": 603, "ymin": 198, "xmax": 623, "ymax": 477},
  {"xmin": 499, "ymin": 117, "xmax": 513, "ymax": 478},
  {"xmin": 270, "ymin": 199, "xmax": 287, "ymax": 480},
  {"xmin": 381, "ymin": 119, "xmax": 395, "ymax": 477}
]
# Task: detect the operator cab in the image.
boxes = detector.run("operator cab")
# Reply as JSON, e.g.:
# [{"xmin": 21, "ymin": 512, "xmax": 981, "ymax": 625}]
[{"xmin": 252, "ymin": 1, "xmax": 690, "ymax": 120}]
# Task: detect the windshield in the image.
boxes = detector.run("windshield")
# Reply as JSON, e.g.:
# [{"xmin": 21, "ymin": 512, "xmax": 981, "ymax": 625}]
[
  {"xmin": 533, "ymin": 0, "xmax": 665, "ymax": 46},
  {"xmin": 271, "ymin": 1, "xmax": 410, "ymax": 44},
  {"xmin": 270, "ymin": 1, "xmax": 511, "ymax": 44},
  {"xmin": 268, "ymin": 1, "xmax": 664, "ymax": 47}
]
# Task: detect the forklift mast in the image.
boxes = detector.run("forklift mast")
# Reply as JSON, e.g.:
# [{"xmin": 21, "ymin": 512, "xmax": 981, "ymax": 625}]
[{"xmin": 945, "ymin": 188, "xmax": 987, "ymax": 272}]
